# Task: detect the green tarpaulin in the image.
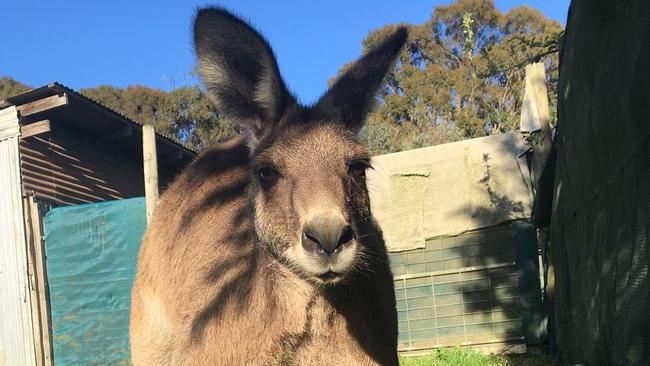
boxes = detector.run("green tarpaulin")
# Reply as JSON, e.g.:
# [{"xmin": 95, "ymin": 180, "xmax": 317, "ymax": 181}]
[{"xmin": 43, "ymin": 197, "xmax": 146, "ymax": 366}]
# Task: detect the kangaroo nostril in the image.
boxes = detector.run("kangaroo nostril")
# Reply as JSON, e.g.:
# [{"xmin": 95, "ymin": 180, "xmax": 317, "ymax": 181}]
[
  {"xmin": 303, "ymin": 229, "xmax": 321, "ymax": 246},
  {"xmin": 302, "ymin": 228, "xmax": 328, "ymax": 254},
  {"xmin": 338, "ymin": 225, "xmax": 354, "ymax": 246}
]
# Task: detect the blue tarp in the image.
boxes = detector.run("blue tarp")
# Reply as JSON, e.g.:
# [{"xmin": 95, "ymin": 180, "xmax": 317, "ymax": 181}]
[{"xmin": 43, "ymin": 197, "xmax": 146, "ymax": 366}]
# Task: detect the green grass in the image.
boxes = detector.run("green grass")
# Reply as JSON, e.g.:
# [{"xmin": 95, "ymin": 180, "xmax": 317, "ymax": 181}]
[{"xmin": 399, "ymin": 347, "xmax": 554, "ymax": 366}]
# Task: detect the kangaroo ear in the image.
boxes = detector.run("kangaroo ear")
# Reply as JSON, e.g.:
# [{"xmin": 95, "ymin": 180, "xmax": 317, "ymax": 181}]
[
  {"xmin": 315, "ymin": 27, "xmax": 408, "ymax": 131},
  {"xmin": 194, "ymin": 7, "xmax": 296, "ymax": 139}
]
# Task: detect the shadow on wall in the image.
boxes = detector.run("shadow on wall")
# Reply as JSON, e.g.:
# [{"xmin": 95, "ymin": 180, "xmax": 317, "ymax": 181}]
[
  {"xmin": 450, "ymin": 146, "xmax": 543, "ymax": 347},
  {"xmin": 537, "ymin": 1, "xmax": 650, "ymax": 365}
]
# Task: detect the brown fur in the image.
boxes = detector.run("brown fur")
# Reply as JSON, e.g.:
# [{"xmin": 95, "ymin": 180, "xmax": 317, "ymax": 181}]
[{"xmin": 130, "ymin": 7, "xmax": 407, "ymax": 365}]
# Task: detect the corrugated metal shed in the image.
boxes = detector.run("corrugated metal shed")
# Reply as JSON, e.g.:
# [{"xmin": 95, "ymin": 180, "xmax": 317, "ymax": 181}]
[
  {"xmin": 0, "ymin": 106, "xmax": 36, "ymax": 366},
  {"xmin": 0, "ymin": 83, "xmax": 198, "ymax": 364},
  {"xmin": 2, "ymin": 82, "xmax": 197, "ymax": 205}
]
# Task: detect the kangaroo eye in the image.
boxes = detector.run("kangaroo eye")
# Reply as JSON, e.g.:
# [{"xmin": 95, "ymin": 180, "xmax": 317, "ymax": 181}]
[
  {"xmin": 258, "ymin": 166, "xmax": 279, "ymax": 185},
  {"xmin": 348, "ymin": 159, "xmax": 370, "ymax": 179}
]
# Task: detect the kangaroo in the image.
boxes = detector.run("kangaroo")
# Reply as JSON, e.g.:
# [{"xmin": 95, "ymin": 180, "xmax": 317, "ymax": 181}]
[{"xmin": 130, "ymin": 7, "xmax": 407, "ymax": 365}]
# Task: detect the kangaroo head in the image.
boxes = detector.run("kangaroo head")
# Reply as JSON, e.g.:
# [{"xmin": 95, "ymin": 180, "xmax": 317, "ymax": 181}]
[{"xmin": 194, "ymin": 7, "xmax": 406, "ymax": 285}]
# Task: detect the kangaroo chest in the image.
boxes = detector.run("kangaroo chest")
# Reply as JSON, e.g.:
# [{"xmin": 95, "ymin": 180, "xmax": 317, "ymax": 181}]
[{"xmin": 175, "ymin": 273, "xmax": 378, "ymax": 365}]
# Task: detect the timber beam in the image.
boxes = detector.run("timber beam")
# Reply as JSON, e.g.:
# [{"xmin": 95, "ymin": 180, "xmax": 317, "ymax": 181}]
[
  {"xmin": 19, "ymin": 119, "xmax": 51, "ymax": 138},
  {"xmin": 17, "ymin": 93, "xmax": 68, "ymax": 117}
]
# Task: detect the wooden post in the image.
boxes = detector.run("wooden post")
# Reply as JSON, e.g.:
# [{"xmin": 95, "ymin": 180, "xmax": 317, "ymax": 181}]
[
  {"xmin": 521, "ymin": 62, "xmax": 552, "ymax": 190},
  {"xmin": 23, "ymin": 197, "xmax": 53, "ymax": 366},
  {"xmin": 23, "ymin": 197, "xmax": 43, "ymax": 366},
  {"xmin": 142, "ymin": 124, "xmax": 159, "ymax": 224},
  {"xmin": 521, "ymin": 63, "xmax": 554, "ymax": 347}
]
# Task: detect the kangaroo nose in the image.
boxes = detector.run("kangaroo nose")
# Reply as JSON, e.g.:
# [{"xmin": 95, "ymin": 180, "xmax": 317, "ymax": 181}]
[{"xmin": 302, "ymin": 215, "xmax": 353, "ymax": 255}]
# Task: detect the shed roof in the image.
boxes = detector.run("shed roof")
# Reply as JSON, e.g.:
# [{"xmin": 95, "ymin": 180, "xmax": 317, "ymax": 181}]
[{"xmin": 0, "ymin": 82, "xmax": 197, "ymax": 174}]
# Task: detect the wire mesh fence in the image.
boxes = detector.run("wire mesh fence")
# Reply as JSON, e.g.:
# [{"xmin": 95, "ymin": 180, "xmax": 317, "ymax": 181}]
[
  {"xmin": 389, "ymin": 224, "xmax": 530, "ymax": 352},
  {"xmin": 394, "ymin": 262, "xmax": 524, "ymax": 351}
]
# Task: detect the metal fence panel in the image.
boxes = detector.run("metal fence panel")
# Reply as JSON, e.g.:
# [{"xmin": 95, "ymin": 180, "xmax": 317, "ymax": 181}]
[
  {"xmin": 390, "ymin": 222, "xmax": 540, "ymax": 353},
  {"xmin": 394, "ymin": 262, "xmax": 524, "ymax": 351}
]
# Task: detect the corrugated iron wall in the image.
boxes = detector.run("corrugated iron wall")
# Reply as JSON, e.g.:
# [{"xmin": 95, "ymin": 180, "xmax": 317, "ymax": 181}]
[
  {"xmin": 19, "ymin": 130, "xmax": 146, "ymax": 206},
  {"xmin": 0, "ymin": 106, "xmax": 37, "ymax": 366}
]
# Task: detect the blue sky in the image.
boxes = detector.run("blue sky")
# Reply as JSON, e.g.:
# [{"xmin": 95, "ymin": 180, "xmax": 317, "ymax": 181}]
[{"xmin": 1, "ymin": 0, "xmax": 569, "ymax": 104}]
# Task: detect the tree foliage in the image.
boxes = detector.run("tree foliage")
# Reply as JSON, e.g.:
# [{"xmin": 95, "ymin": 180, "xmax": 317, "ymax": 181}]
[
  {"xmin": 80, "ymin": 84, "xmax": 238, "ymax": 150},
  {"xmin": 352, "ymin": 0, "xmax": 563, "ymax": 154},
  {"xmin": 0, "ymin": 76, "xmax": 30, "ymax": 99}
]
